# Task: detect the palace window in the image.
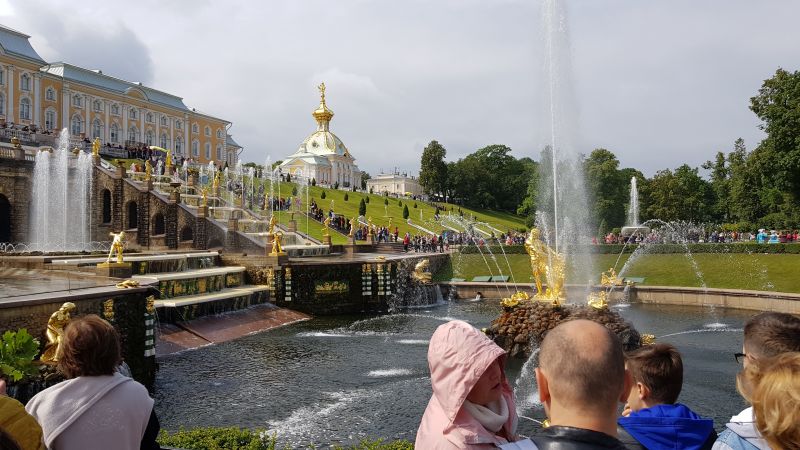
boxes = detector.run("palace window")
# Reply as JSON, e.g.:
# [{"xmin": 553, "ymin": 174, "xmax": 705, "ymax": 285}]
[
  {"xmin": 205, "ymin": 142, "xmax": 211, "ymax": 159},
  {"xmin": 129, "ymin": 126, "xmax": 139, "ymax": 142},
  {"xmin": 93, "ymin": 100, "xmax": 102, "ymax": 112},
  {"xmin": 175, "ymin": 136, "xmax": 183, "ymax": 154},
  {"xmin": 46, "ymin": 87, "xmax": 55, "ymax": 101},
  {"xmin": 216, "ymin": 145, "xmax": 222, "ymax": 161},
  {"xmin": 204, "ymin": 126, "xmax": 211, "ymax": 137},
  {"xmin": 217, "ymin": 129, "xmax": 223, "ymax": 139},
  {"xmin": 20, "ymin": 74, "xmax": 30, "ymax": 91},
  {"xmin": 110, "ymin": 123, "xmax": 119, "ymax": 143},
  {"xmin": 0, "ymin": 94, "xmax": 5, "ymax": 115},
  {"xmin": 160, "ymin": 115, "xmax": 167, "ymax": 126},
  {"xmin": 146, "ymin": 112, "xmax": 153, "ymax": 123},
  {"xmin": 160, "ymin": 133, "xmax": 168, "ymax": 149},
  {"xmin": 73, "ymin": 95, "xmax": 82, "ymax": 108},
  {"xmin": 19, "ymin": 98, "xmax": 30, "ymax": 120},
  {"xmin": 175, "ymin": 120, "xmax": 182, "ymax": 130},
  {"xmin": 192, "ymin": 123, "xmax": 198, "ymax": 133},
  {"xmin": 145, "ymin": 130, "xmax": 154, "ymax": 146},
  {"xmin": 71, "ymin": 115, "xmax": 83, "ymax": 135},
  {"xmin": 130, "ymin": 108, "xmax": 138, "ymax": 120},
  {"xmin": 0, "ymin": 69, "xmax": 4, "ymax": 85},
  {"xmin": 192, "ymin": 140, "xmax": 199, "ymax": 156},
  {"xmin": 111, "ymin": 104, "xmax": 119, "ymax": 115},
  {"xmin": 92, "ymin": 119, "xmax": 103, "ymax": 139},
  {"xmin": 45, "ymin": 109, "xmax": 56, "ymax": 130}
]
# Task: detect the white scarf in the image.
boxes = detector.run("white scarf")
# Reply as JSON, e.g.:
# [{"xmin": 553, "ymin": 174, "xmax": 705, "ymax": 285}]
[{"xmin": 463, "ymin": 397, "xmax": 509, "ymax": 433}]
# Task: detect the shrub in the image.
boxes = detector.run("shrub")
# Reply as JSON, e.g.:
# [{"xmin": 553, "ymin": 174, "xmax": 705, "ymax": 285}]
[
  {"xmin": 0, "ymin": 329, "xmax": 41, "ymax": 383},
  {"xmin": 311, "ymin": 178, "xmax": 316, "ymax": 186},
  {"xmin": 365, "ymin": 196, "xmax": 370, "ymax": 204},
  {"xmin": 413, "ymin": 203, "xmax": 417, "ymax": 208},
  {"xmin": 398, "ymin": 200, "xmax": 402, "ymax": 207},
  {"xmin": 286, "ymin": 174, "xmax": 291, "ymax": 183},
  {"xmin": 291, "ymin": 186, "xmax": 297, "ymax": 196},
  {"xmin": 321, "ymin": 191, "xmax": 327, "ymax": 200},
  {"xmin": 344, "ymin": 193, "xmax": 349, "ymax": 201},
  {"xmin": 334, "ymin": 181, "xmax": 339, "ymax": 189},
  {"xmin": 384, "ymin": 198, "xmax": 389, "ymax": 206},
  {"xmin": 157, "ymin": 428, "xmax": 413, "ymax": 450},
  {"xmin": 403, "ymin": 205, "xmax": 409, "ymax": 219},
  {"xmin": 359, "ymin": 198, "xmax": 367, "ymax": 216}
]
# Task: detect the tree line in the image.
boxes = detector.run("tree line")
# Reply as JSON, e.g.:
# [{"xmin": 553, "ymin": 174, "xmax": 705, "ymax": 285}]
[{"xmin": 419, "ymin": 68, "xmax": 800, "ymax": 233}]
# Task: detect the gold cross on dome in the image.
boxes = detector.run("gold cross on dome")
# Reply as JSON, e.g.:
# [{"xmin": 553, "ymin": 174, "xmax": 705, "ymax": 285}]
[{"xmin": 318, "ymin": 82, "xmax": 326, "ymax": 103}]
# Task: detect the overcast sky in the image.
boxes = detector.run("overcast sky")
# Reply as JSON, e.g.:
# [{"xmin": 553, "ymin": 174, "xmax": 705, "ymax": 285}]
[{"xmin": 3, "ymin": 0, "xmax": 799, "ymax": 176}]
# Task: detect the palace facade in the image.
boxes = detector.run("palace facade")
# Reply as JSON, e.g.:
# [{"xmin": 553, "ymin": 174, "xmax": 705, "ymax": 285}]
[
  {"xmin": 280, "ymin": 84, "xmax": 361, "ymax": 188},
  {"xmin": 0, "ymin": 24, "xmax": 240, "ymax": 166},
  {"xmin": 366, "ymin": 171, "xmax": 423, "ymax": 197}
]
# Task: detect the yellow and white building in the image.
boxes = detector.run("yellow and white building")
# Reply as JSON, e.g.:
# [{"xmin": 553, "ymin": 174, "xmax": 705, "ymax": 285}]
[
  {"xmin": 280, "ymin": 84, "xmax": 361, "ymax": 188},
  {"xmin": 0, "ymin": 24, "xmax": 240, "ymax": 166}
]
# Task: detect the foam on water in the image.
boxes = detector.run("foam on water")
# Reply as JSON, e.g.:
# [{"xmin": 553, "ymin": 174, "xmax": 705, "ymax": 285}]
[
  {"xmin": 396, "ymin": 339, "xmax": 430, "ymax": 345},
  {"xmin": 704, "ymin": 322, "xmax": 729, "ymax": 329},
  {"xmin": 367, "ymin": 369, "xmax": 413, "ymax": 378},
  {"xmin": 297, "ymin": 331, "xmax": 351, "ymax": 338}
]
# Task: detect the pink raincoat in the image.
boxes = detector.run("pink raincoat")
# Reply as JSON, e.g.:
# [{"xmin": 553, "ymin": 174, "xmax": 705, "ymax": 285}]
[{"xmin": 416, "ymin": 320, "xmax": 518, "ymax": 449}]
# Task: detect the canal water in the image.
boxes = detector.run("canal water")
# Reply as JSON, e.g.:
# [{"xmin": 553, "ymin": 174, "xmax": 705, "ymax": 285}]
[{"xmin": 153, "ymin": 302, "xmax": 752, "ymax": 447}]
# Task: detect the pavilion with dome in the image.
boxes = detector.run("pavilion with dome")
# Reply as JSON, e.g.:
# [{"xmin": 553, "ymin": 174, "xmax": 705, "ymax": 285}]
[{"xmin": 279, "ymin": 83, "xmax": 361, "ymax": 188}]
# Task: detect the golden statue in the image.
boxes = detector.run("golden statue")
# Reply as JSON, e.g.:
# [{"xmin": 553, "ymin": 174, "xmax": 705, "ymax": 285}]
[
  {"xmin": 106, "ymin": 231, "xmax": 125, "ymax": 264},
  {"xmin": 92, "ymin": 137, "xmax": 101, "ymax": 156},
  {"xmin": 640, "ymin": 334, "xmax": 657, "ymax": 346},
  {"xmin": 323, "ymin": 216, "xmax": 331, "ymax": 236},
  {"xmin": 270, "ymin": 231, "xmax": 286, "ymax": 256},
  {"xmin": 367, "ymin": 216, "xmax": 374, "ymax": 235},
  {"xmin": 388, "ymin": 217, "xmax": 393, "ymax": 229},
  {"xmin": 103, "ymin": 299, "xmax": 115, "ymax": 321},
  {"xmin": 349, "ymin": 217, "xmax": 356, "ymax": 237},
  {"xmin": 500, "ymin": 291, "xmax": 530, "ymax": 309},
  {"xmin": 165, "ymin": 149, "xmax": 172, "ymax": 167},
  {"xmin": 412, "ymin": 258, "xmax": 432, "ymax": 284},
  {"xmin": 524, "ymin": 228, "xmax": 565, "ymax": 305},
  {"xmin": 145, "ymin": 160, "xmax": 152, "ymax": 181},
  {"xmin": 115, "ymin": 279, "xmax": 140, "ymax": 289},
  {"xmin": 587, "ymin": 290, "xmax": 609, "ymax": 309},
  {"xmin": 267, "ymin": 215, "xmax": 277, "ymax": 235},
  {"xmin": 200, "ymin": 188, "xmax": 208, "ymax": 207},
  {"xmin": 600, "ymin": 268, "xmax": 623, "ymax": 287},
  {"xmin": 213, "ymin": 171, "xmax": 220, "ymax": 191},
  {"xmin": 40, "ymin": 302, "xmax": 77, "ymax": 363}
]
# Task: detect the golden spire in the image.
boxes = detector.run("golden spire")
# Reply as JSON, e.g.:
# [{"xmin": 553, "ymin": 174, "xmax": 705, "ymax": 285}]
[{"xmin": 312, "ymin": 82, "xmax": 334, "ymax": 130}]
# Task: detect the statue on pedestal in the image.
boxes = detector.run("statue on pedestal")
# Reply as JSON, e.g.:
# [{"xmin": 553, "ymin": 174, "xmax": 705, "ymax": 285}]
[
  {"xmin": 349, "ymin": 217, "xmax": 356, "ymax": 237},
  {"xmin": 268, "ymin": 215, "xmax": 277, "ymax": 235},
  {"xmin": 524, "ymin": 228, "xmax": 565, "ymax": 305},
  {"xmin": 323, "ymin": 216, "xmax": 331, "ymax": 236},
  {"xmin": 145, "ymin": 160, "xmax": 152, "ymax": 181},
  {"xmin": 200, "ymin": 188, "xmax": 208, "ymax": 207},
  {"xmin": 40, "ymin": 302, "xmax": 77, "ymax": 363},
  {"xmin": 270, "ymin": 231, "xmax": 286, "ymax": 256},
  {"xmin": 106, "ymin": 231, "xmax": 126, "ymax": 264},
  {"xmin": 367, "ymin": 216, "xmax": 374, "ymax": 235},
  {"xmin": 92, "ymin": 137, "xmax": 101, "ymax": 156}
]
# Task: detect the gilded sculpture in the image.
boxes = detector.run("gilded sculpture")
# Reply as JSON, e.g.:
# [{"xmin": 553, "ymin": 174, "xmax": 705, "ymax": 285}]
[
  {"xmin": 267, "ymin": 215, "xmax": 277, "ymax": 235},
  {"xmin": 165, "ymin": 149, "xmax": 172, "ymax": 167},
  {"xmin": 92, "ymin": 137, "xmax": 101, "ymax": 156},
  {"xmin": 145, "ymin": 160, "xmax": 152, "ymax": 181},
  {"xmin": 367, "ymin": 216, "xmax": 373, "ymax": 235},
  {"xmin": 349, "ymin": 217, "xmax": 356, "ymax": 237},
  {"xmin": 213, "ymin": 171, "xmax": 220, "ymax": 191},
  {"xmin": 524, "ymin": 228, "xmax": 565, "ymax": 305},
  {"xmin": 106, "ymin": 231, "xmax": 126, "ymax": 264},
  {"xmin": 587, "ymin": 290, "xmax": 609, "ymax": 309},
  {"xmin": 40, "ymin": 302, "xmax": 77, "ymax": 363},
  {"xmin": 200, "ymin": 188, "xmax": 208, "ymax": 207},
  {"xmin": 323, "ymin": 216, "xmax": 331, "ymax": 236},
  {"xmin": 412, "ymin": 258, "xmax": 432, "ymax": 284},
  {"xmin": 270, "ymin": 231, "xmax": 286, "ymax": 256},
  {"xmin": 600, "ymin": 268, "xmax": 624, "ymax": 287}
]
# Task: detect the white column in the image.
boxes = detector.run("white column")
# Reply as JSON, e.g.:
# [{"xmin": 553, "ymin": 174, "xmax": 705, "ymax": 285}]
[
  {"xmin": 121, "ymin": 104, "xmax": 128, "ymax": 142},
  {"xmin": 33, "ymin": 74, "xmax": 40, "ymax": 126},
  {"xmin": 7, "ymin": 66, "xmax": 14, "ymax": 120},
  {"xmin": 139, "ymin": 107, "xmax": 144, "ymax": 143},
  {"xmin": 61, "ymin": 87, "xmax": 70, "ymax": 131},
  {"xmin": 104, "ymin": 100, "xmax": 110, "ymax": 143},
  {"xmin": 155, "ymin": 113, "xmax": 160, "ymax": 147},
  {"xmin": 184, "ymin": 113, "xmax": 189, "ymax": 159},
  {"xmin": 84, "ymin": 95, "xmax": 90, "ymax": 137},
  {"xmin": 170, "ymin": 117, "xmax": 174, "ymax": 153}
]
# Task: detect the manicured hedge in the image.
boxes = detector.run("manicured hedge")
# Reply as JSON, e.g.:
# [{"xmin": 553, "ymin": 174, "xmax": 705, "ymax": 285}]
[
  {"xmin": 158, "ymin": 427, "xmax": 413, "ymax": 450},
  {"xmin": 457, "ymin": 243, "xmax": 800, "ymax": 255}
]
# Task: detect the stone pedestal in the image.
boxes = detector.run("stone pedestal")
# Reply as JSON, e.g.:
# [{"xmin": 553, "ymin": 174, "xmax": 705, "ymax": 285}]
[
  {"xmin": 188, "ymin": 175, "xmax": 195, "ymax": 187},
  {"xmin": 116, "ymin": 164, "xmax": 127, "ymax": 179},
  {"xmin": 227, "ymin": 218, "xmax": 239, "ymax": 232},
  {"xmin": 343, "ymin": 243, "xmax": 357, "ymax": 256},
  {"xmin": 265, "ymin": 253, "xmax": 289, "ymax": 266},
  {"xmin": 366, "ymin": 234, "xmax": 375, "ymax": 245},
  {"xmin": 92, "ymin": 154, "xmax": 101, "ymax": 166},
  {"xmin": 95, "ymin": 262, "xmax": 133, "ymax": 279},
  {"xmin": 287, "ymin": 220, "xmax": 297, "ymax": 233},
  {"xmin": 13, "ymin": 147, "xmax": 25, "ymax": 160},
  {"xmin": 198, "ymin": 205, "xmax": 208, "ymax": 218},
  {"xmin": 322, "ymin": 235, "xmax": 332, "ymax": 246},
  {"xmin": 144, "ymin": 179, "xmax": 153, "ymax": 191}
]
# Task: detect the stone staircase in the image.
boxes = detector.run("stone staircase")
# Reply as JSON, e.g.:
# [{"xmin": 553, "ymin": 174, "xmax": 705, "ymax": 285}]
[{"xmin": 374, "ymin": 242, "xmax": 406, "ymax": 253}]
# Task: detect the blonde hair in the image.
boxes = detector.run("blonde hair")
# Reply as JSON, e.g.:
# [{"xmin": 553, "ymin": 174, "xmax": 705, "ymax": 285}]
[{"xmin": 749, "ymin": 352, "xmax": 800, "ymax": 450}]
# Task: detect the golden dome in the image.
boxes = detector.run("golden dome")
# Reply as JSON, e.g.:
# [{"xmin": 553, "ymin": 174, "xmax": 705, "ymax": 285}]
[{"xmin": 312, "ymin": 82, "xmax": 334, "ymax": 125}]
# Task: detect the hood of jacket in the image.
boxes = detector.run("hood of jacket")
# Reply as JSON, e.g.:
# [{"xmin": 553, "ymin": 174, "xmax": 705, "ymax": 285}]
[
  {"xmin": 25, "ymin": 373, "xmax": 137, "ymax": 448},
  {"xmin": 618, "ymin": 403, "xmax": 714, "ymax": 450},
  {"xmin": 722, "ymin": 407, "xmax": 771, "ymax": 450}
]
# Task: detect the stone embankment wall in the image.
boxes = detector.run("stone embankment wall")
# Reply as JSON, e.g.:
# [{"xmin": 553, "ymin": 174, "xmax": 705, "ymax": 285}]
[{"xmin": 441, "ymin": 282, "xmax": 800, "ymax": 315}]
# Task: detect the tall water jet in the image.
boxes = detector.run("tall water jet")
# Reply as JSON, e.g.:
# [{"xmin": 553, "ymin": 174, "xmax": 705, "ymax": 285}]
[
  {"xmin": 536, "ymin": 0, "xmax": 593, "ymax": 286},
  {"xmin": 30, "ymin": 129, "xmax": 93, "ymax": 251},
  {"xmin": 621, "ymin": 176, "xmax": 650, "ymax": 237}
]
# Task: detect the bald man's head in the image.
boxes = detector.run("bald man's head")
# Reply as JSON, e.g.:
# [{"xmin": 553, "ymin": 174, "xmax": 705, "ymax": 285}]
[{"xmin": 539, "ymin": 319, "xmax": 626, "ymax": 413}]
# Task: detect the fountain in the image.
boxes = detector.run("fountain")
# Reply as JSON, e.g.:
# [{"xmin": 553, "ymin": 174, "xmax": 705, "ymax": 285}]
[
  {"xmin": 621, "ymin": 176, "xmax": 650, "ymax": 237},
  {"xmin": 30, "ymin": 129, "xmax": 94, "ymax": 252}
]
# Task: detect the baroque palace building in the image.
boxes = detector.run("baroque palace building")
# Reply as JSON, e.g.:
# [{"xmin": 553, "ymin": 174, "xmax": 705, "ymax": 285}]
[
  {"xmin": 280, "ymin": 83, "xmax": 361, "ymax": 188},
  {"xmin": 0, "ymin": 24, "xmax": 240, "ymax": 166}
]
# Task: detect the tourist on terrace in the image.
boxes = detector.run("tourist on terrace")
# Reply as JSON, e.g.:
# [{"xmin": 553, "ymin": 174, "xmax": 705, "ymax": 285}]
[
  {"xmin": 531, "ymin": 319, "xmax": 630, "ymax": 449},
  {"xmin": 0, "ymin": 379, "xmax": 45, "ymax": 450},
  {"xmin": 713, "ymin": 312, "xmax": 800, "ymax": 450},
  {"xmin": 749, "ymin": 352, "xmax": 800, "ymax": 450},
  {"xmin": 415, "ymin": 320, "xmax": 519, "ymax": 449},
  {"xmin": 25, "ymin": 315, "xmax": 160, "ymax": 450},
  {"xmin": 618, "ymin": 343, "xmax": 716, "ymax": 450}
]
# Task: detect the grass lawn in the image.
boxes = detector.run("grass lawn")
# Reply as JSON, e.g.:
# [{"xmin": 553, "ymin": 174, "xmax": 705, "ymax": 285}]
[
  {"xmin": 438, "ymin": 252, "xmax": 800, "ymax": 293},
  {"xmin": 261, "ymin": 180, "xmax": 526, "ymax": 238},
  {"xmin": 272, "ymin": 210, "xmax": 349, "ymax": 245}
]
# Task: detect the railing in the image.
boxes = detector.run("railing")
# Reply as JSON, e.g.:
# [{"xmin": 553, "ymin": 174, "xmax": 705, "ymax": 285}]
[{"xmin": 0, "ymin": 128, "xmax": 57, "ymax": 147}]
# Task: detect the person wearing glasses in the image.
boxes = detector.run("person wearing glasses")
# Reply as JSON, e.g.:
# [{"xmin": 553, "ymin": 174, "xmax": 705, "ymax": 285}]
[{"xmin": 713, "ymin": 312, "xmax": 800, "ymax": 450}]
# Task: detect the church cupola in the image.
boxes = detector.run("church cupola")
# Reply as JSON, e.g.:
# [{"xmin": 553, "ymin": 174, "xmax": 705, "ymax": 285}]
[{"xmin": 312, "ymin": 82, "xmax": 334, "ymax": 131}]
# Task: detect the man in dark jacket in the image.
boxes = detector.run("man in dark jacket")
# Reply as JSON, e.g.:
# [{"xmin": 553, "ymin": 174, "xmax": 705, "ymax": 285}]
[
  {"xmin": 618, "ymin": 343, "xmax": 715, "ymax": 450},
  {"xmin": 531, "ymin": 320, "xmax": 632, "ymax": 449}
]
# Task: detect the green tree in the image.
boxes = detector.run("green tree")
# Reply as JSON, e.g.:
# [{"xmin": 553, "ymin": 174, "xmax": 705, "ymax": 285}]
[
  {"xmin": 361, "ymin": 172, "xmax": 370, "ymax": 190},
  {"xmin": 645, "ymin": 165, "xmax": 712, "ymax": 222},
  {"xmin": 359, "ymin": 198, "xmax": 367, "ymax": 216},
  {"xmin": 321, "ymin": 191, "xmax": 327, "ymax": 200},
  {"xmin": 419, "ymin": 140, "xmax": 449, "ymax": 196},
  {"xmin": 344, "ymin": 193, "xmax": 349, "ymax": 201},
  {"xmin": 311, "ymin": 178, "xmax": 316, "ymax": 186},
  {"xmin": 403, "ymin": 205, "xmax": 409, "ymax": 219},
  {"xmin": 584, "ymin": 149, "xmax": 627, "ymax": 230}
]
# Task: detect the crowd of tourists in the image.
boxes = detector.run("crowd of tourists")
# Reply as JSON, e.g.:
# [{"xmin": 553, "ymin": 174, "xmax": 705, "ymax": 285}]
[
  {"xmin": 0, "ymin": 309, "xmax": 798, "ymax": 449},
  {"xmin": 602, "ymin": 229, "xmax": 800, "ymax": 245}
]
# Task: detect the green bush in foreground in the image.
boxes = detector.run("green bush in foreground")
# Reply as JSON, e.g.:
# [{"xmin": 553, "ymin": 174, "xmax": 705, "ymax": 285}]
[{"xmin": 157, "ymin": 427, "xmax": 413, "ymax": 450}]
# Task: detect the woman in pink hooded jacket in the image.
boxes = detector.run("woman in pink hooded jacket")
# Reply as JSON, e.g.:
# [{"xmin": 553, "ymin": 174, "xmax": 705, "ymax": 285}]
[{"xmin": 416, "ymin": 320, "xmax": 519, "ymax": 449}]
